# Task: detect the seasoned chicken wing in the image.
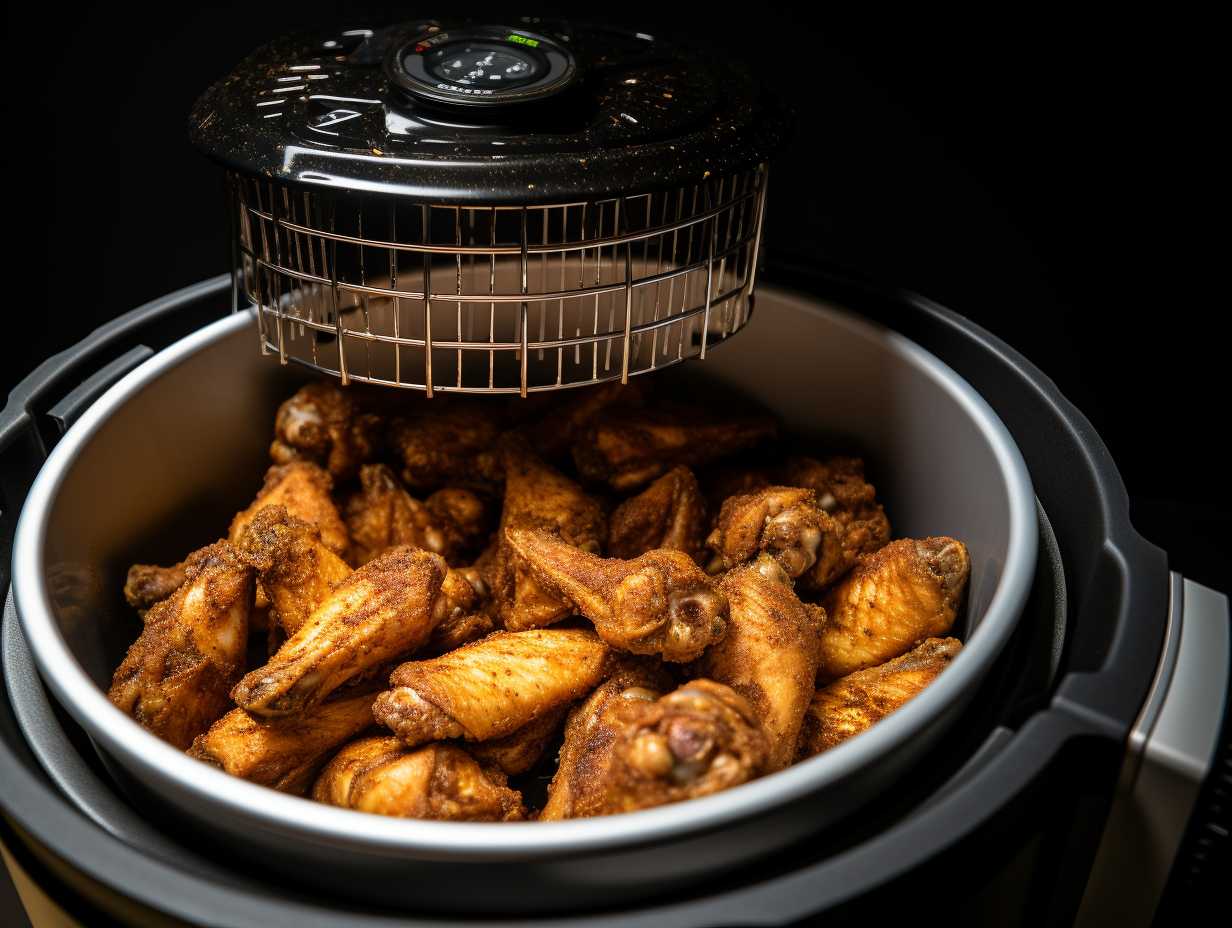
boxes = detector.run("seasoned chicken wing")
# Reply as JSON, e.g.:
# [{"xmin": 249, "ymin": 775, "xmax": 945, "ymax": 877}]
[
  {"xmin": 232, "ymin": 547, "xmax": 447, "ymax": 718},
  {"xmin": 229, "ymin": 461, "xmax": 349, "ymax": 558},
  {"xmin": 387, "ymin": 400, "xmax": 503, "ymax": 492},
  {"xmin": 269, "ymin": 381, "xmax": 380, "ymax": 480},
  {"xmin": 607, "ymin": 466, "xmax": 707, "ymax": 562},
  {"xmin": 235, "ymin": 506, "xmax": 352, "ymax": 636},
  {"xmin": 504, "ymin": 527, "xmax": 728, "ymax": 662},
  {"xmin": 372, "ymin": 628, "xmax": 609, "ymax": 747},
  {"xmin": 520, "ymin": 380, "xmax": 645, "ymax": 461},
  {"xmin": 818, "ymin": 537, "xmax": 969, "ymax": 682},
  {"xmin": 540, "ymin": 678, "xmax": 768, "ymax": 819},
  {"xmin": 798, "ymin": 637, "xmax": 962, "ymax": 758},
  {"xmin": 123, "ymin": 559, "xmax": 191, "ymax": 612},
  {"xmin": 705, "ymin": 486, "xmax": 842, "ymax": 582},
  {"xmin": 572, "ymin": 407, "xmax": 776, "ymax": 491},
  {"xmin": 469, "ymin": 705, "xmax": 569, "ymax": 776},
  {"xmin": 344, "ymin": 463, "xmax": 489, "ymax": 566},
  {"xmin": 188, "ymin": 691, "xmax": 378, "ymax": 794},
  {"xmin": 540, "ymin": 658, "xmax": 673, "ymax": 820},
  {"xmin": 702, "ymin": 557, "xmax": 824, "ymax": 770},
  {"xmin": 493, "ymin": 441, "xmax": 606, "ymax": 631},
  {"xmin": 776, "ymin": 456, "xmax": 891, "ymax": 591},
  {"xmin": 314, "ymin": 738, "xmax": 524, "ymax": 821},
  {"xmin": 108, "ymin": 542, "xmax": 254, "ymax": 749}
]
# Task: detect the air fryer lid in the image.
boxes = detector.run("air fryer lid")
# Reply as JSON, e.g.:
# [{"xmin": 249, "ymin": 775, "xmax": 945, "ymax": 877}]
[{"xmin": 189, "ymin": 18, "xmax": 791, "ymax": 202}]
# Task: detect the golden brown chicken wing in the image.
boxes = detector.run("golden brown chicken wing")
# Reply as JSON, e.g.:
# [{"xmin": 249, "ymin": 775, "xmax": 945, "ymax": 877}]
[
  {"xmin": 468, "ymin": 705, "xmax": 569, "ymax": 776},
  {"xmin": 229, "ymin": 461, "xmax": 349, "ymax": 558},
  {"xmin": 188, "ymin": 691, "xmax": 378, "ymax": 794},
  {"xmin": 386, "ymin": 399, "xmax": 503, "ymax": 492},
  {"xmin": 235, "ymin": 506, "xmax": 352, "ymax": 636},
  {"xmin": 269, "ymin": 381, "xmax": 380, "ymax": 480},
  {"xmin": 343, "ymin": 463, "xmax": 489, "ymax": 566},
  {"xmin": 818, "ymin": 537, "xmax": 969, "ymax": 682},
  {"xmin": 607, "ymin": 466, "xmax": 707, "ymax": 562},
  {"xmin": 540, "ymin": 678, "xmax": 768, "ymax": 819},
  {"xmin": 798, "ymin": 637, "xmax": 962, "ymax": 758},
  {"xmin": 520, "ymin": 380, "xmax": 645, "ymax": 461},
  {"xmin": 539, "ymin": 658, "xmax": 673, "ymax": 820},
  {"xmin": 492, "ymin": 441, "xmax": 606, "ymax": 631},
  {"xmin": 776, "ymin": 456, "xmax": 891, "ymax": 591},
  {"xmin": 701, "ymin": 557, "xmax": 824, "ymax": 770},
  {"xmin": 372, "ymin": 628, "xmax": 609, "ymax": 747},
  {"xmin": 108, "ymin": 542, "xmax": 254, "ymax": 749},
  {"xmin": 313, "ymin": 738, "xmax": 525, "ymax": 821},
  {"xmin": 232, "ymin": 546, "xmax": 447, "ymax": 718},
  {"xmin": 704, "ymin": 486, "xmax": 841, "ymax": 581},
  {"xmin": 503, "ymin": 527, "xmax": 728, "ymax": 662},
  {"xmin": 123, "ymin": 560, "xmax": 191, "ymax": 612},
  {"xmin": 572, "ymin": 407, "xmax": 776, "ymax": 491}
]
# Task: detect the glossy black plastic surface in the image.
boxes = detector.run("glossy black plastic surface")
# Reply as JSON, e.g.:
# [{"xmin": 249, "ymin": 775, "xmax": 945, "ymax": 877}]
[{"xmin": 189, "ymin": 19, "xmax": 791, "ymax": 203}]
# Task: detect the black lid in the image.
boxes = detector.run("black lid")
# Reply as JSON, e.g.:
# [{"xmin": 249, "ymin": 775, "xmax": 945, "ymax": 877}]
[{"xmin": 189, "ymin": 18, "xmax": 791, "ymax": 204}]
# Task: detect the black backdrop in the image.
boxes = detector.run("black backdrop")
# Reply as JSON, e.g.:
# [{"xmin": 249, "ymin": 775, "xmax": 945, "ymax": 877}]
[{"xmin": 3, "ymin": 4, "xmax": 1224, "ymax": 587}]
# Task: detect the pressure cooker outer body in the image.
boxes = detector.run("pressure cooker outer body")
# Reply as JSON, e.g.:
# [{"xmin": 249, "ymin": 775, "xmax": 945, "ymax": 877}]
[{"xmin": 0, "ymin": 267, "xmax": 1172, "ymax": 924}]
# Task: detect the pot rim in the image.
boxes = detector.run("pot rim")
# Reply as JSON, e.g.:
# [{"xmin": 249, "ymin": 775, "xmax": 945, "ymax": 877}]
[{"xmin": 11, "ymin": 286, "xmax": 1037, "ymax": 860}]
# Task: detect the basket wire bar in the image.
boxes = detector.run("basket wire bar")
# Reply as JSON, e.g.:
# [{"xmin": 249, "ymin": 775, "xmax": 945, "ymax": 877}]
[{"xmin": 232, "ymin": 164, "xmax": 768, "ymax": 394}]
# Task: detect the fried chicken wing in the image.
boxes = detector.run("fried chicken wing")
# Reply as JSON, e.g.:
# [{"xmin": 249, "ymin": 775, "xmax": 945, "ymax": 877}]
[
  {"xmin": 108, "ymin": 542, "xmax": 254, "ymax": 749},
  {"xmin": 818, "ymin": 537, "xmax": 969, "ymax": 682},
  {"xmin": 123, "ymin": 560, "xmax": 191, "ymax": 612},
  {"xmin": 232, "ymin": 547, "xmax": 447, "ymax": 718},
  {"xmin": 607, "ymin": 466, "xmax": 707, "ymax": 562},
  {"xmin": 572, "ymin": 407, "xmax": 776, "ymax": 491},
  {"xmin": 493, "ymin": 441, "xmax": 606, "ymax": 631},
  {"xmin": 269, "ymin": 381, "xmax": 379, "ymax": 480},
  {"xmin": 540, "ymin": 678, "xmax": 768, "ymax": 819},
  {"xmin": 235, "ymin": 506, "xmax": 352, "ymax": 636},
  {"xmin": 344, "ymin": 463, "xmax": 489, "ymax": 566},
  {"xmin": 705, "ymin": 486, "xmax": 841, "ymax": 581},
  {"xmin": 469, "ymin": 705, "xmax": 569, "ymax": 776},
  {"xmin": 229, "ymin": 461, "xmax": 349, "ymax": 558},
  {"xmin": 539, "ymin": 658, "xmax": 673, "ymax": 820},
  {"xmin": 387, "ymin": 400, "xmax": 503, "ymax": 492},
  {"xmin": 313, "ymin": 737, "xmax": 525, "ymax": 821},
  {"xmin": 504, "ymin": 527, "xmax": 728, "ymax": 662},
  {"xmin": 702, "ymin": 557, "xmax": 824, "ymax": 770},
  {"xmin": 520, "ymin": 380, "xmax": 645, "ymax": 460},
  {"xmin": 372, "ymin": 628, "xmax": 609, "ymax": 747},
  {"xmin": 188, "ymin": 691, "xmax": 378, "ymax": 794},
  {"xmin": 776, "ymin": 456, "xmax": 891, "ymax": 591},
  {"xmin": 798, "ymin": 638, "xmax": 962, "ymax": 758}
]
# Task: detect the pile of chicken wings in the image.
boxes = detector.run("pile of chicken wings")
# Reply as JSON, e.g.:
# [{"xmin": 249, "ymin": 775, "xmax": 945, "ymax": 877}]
[{"xmin": 108, "ymin": 378, "xmax": 969, "ymax": 822}]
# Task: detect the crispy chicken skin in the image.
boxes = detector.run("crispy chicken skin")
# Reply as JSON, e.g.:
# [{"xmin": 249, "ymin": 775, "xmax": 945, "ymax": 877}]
[
  {"xmin": 269, "ymin": 381, "xmax": 379, "ymax": 480},
  {"xmin": 572, "ymin": 407, "xmax": 776, "ymax": 491},
  {"xmin": 188, "ymin": 691, "xmax": 378, "ymax": 795},
  {"xmin": 798, "ymin": 638, "xmax": 962, "ymax": 757},
  {"xmin": 344, "ymin": 463, "xmax": 488, "ymax": 566},
  {"xmin": 540, "ymin": 678, "xmax": 769, "ymax": 819},
  {"xmin": 703, "ymin": 557, "xmax": 825, "ymax": 770},
  {"xmin": 387, "ymin": 400, "xmax": 503, "ymax": 492},
  {"xmin": 776, "ymin": 456, "xmax": 891, "ymax": 591},
  {"xmin": 504, "ymin": 527, "xmax": 728, "ymax": 663},
  {"xmin": 313, "ymin": 738, "xmax": 525, "ymax": 821},
  {"xmin": 521, "ymin": 380, "xmax": 645, "ymax": 461},
  {"xmin": 818, "ymin": 538, "xmax": 970, "ymax": 682},
  {"xmin": 108, "ymin": 542, "xmax": 254, "ymax": 749},
  {"xmin": 469, "ymin": 706, "xmax": 569, "ymax": 776},
  {"xmin": 540, "ymin": 659, "xmax": 674, "ymax": 820},
  {"xmin": 705, "ymin": 486, "xmax": 841, "ymax": 582},
  {"xmin": 372, "ymin": 628, "xmax": 610, "ymax": 747},
  {"xmin": 607, "ymin": 466, "xmax": 707, "ymax": 562},
  {"xmin": 232, "ymin": 547, "xmax": 447, "ymax": 718},
  {"xmin": 229, "ymin": 461, "xmax": 349, "ymax": 558},
  {"xmin": 235, "ymin": 506, "xmax": 352, "ymax": 636},
  {"xmin": 494, "ymin": 441, "xmax": 606, "ymax": 631}
]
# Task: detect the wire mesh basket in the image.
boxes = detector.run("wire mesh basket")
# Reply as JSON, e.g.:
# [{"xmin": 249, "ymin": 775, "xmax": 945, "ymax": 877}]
[{"xmin": 231, "ymin": 165, "xmax": 769, "ymax": 396}]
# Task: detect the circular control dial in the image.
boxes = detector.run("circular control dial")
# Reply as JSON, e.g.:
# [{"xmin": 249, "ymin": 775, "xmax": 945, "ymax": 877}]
[{"xmin": 426, "ymin": 43, "xmax": 541, "ymax": 88}]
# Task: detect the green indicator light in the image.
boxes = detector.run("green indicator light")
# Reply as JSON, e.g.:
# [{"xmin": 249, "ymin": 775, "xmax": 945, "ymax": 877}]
[{"xmin": 506, "ymin": 34, "xmax": 540, "ymax": 47}]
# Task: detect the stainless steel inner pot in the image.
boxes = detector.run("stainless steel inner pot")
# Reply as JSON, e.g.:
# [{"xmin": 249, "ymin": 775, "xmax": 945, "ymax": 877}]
[{"xmin": 10, "ymin": 284, "xmax": 1037, "ymax": 912}]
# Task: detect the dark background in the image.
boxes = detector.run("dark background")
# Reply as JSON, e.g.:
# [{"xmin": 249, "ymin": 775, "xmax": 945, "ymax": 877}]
[{"xmin": 3, "ymin": 5, "xmax": 1224, "ymax": 587}]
